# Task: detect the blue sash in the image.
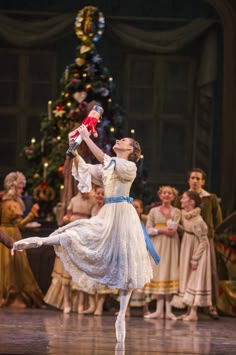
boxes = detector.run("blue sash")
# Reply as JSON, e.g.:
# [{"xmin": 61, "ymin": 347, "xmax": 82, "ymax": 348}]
[
  {"xmin": 104, "ymin": 196, "xmax": 160, "ymax": 265},
  {"xmin": 104, "ymin": 196, "xmax": 133, "ymax": 204},
  {"xmin": 141, "ymin": 222, "xmax": 160, "ymax": 265}
]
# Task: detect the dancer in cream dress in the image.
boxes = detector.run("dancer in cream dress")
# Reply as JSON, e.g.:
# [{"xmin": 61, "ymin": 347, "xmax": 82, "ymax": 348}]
[
  {"xmin": 144, "ymin": 186, "xmax": 181, "ymax": 320},
  {"xmin": 13, "ymin": 125, "xmax": 153, "ymax": 343}
]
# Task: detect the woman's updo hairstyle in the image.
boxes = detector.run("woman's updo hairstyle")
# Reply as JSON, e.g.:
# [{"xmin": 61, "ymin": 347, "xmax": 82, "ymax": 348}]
[
  {"xmin": 3, "ymin": 171, "xmax": 26, "ymax": 199},
  {"xmin": 128, "ymin": 139, "xmax": 141, "ymax": 163}
]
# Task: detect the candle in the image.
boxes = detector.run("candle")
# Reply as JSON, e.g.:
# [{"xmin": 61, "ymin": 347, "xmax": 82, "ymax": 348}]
[
  {"xmin": 139, "ymin": 154, "xmax": 144, "ymax": 174},
  {"xmin": 60, "ymin": 184, "xmax": 64, "ymax": 201},
  {"xmin": 48, "ymin": 100, "xmax": 52, "ymax": 120},
  {"xmin": 65, "ymin": 66, "xmax": 69, "ymax": 81},
  {"xmin": 130, "ymin": 129, "xmax": 135, "ymax": 136},
  {"xmin": 43, "ymin": 162, "xmax": 48, "ymax": 181},
  {"xmin": 40, "ymin": 139, "xmax": 44, "ymax": 153},
  {"xmin": 31, "ymin": 137, "xmax": 36, "ymax": 145}
]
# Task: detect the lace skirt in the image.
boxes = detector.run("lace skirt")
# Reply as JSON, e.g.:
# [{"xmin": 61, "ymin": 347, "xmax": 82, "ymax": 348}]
[{"xmin": 54, "ymin": 202, "xmax": 153, "ymax": 293}]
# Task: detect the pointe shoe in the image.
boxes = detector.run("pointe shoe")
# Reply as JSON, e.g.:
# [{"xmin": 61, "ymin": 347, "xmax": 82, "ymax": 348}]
[
  {"xmin": 115, "ymin": 309, "xmax": 130, "ymax": 317},
  {"xmin": 78, "ymin": 305, "xmax": 84, "ymax": 314},
  {"xmin": 143, "ymin": 311, "xmax": 150, "ymax": 317},
  {"xmin": 81, "ymin": 307, "xmax": 95, "ymax": 315},
  {"xmin": 177, "ymin": 313, "xmax": 189, "ymax": 320},
  {"xmin": 208, "ymin": 306, "xmax": 220, "ymax": 320},
  {"xmin": 94, "ymin": 309, "xmax": 103, "ymax": 316},
  {"xmin": 115, "ymin": 316, "xmax": 126, "ymax": 343},
  {"xmin": 13, "ymin": 237, "xmax": 43, "ymax": 251},
  {"xmin": 144, "ymin": 311, "xmax": 164, "ymax": 319},
  {"xmin": 9, "ymin": 298, "xmax": 27, "ymax": 309},
  {"xmin": 115, "ymin": 342, "xmax": 125, "ymax": 353},
  {"xmin": 63, "ymin": 306, "xmax": 71, "ymax": 314},
  {"xmin": 182, "ymin": 314, "xmax": 198, "ymax": 321},
  {"xmin": 165, "ymin": 312, "xmax": 178, "ymax": 320}
]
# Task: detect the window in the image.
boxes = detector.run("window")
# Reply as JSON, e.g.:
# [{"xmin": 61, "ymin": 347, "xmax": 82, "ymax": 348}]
[
  {"xmin": 125, "ymin": 54, "xmax": 195, "ymax": 190},
  {"xmin": 0, "ymin": 49, "xmax": 57, "ymax": 184}
]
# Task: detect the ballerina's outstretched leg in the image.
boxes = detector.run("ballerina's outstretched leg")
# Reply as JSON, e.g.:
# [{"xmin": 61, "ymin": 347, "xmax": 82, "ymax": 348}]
[{"xmin": 13, "ymin": 233, "xmax": 61, "ymax": 251}]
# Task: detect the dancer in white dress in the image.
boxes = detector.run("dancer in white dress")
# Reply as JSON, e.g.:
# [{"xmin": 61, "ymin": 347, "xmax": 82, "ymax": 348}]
[{"xmin": 13, "ymin": 124, "xmax": 153, "ymax": 343}]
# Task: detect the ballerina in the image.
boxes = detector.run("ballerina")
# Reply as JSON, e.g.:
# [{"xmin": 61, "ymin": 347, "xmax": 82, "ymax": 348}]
[{"xmin": 13, "ymin": 124, "xmax": 153, "ymax": 343}]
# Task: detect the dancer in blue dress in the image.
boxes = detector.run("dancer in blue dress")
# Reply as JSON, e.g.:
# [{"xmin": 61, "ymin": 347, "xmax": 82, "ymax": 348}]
[{"xmin": 13, "ymin": 124, "xmax": 153, "ymax": 343}]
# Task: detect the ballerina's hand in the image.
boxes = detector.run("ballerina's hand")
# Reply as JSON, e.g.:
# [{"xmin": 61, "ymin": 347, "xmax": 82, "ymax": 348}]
[
  {"xmin": 68, "ymin": 128, "xmax": 79, "ymax": 145},
  {"xmin": 78, "ymin": 124, "xmax": 90, "ymax": 140}
]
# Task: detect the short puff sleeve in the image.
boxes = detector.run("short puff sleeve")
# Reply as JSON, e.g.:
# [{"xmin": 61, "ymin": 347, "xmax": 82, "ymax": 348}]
[{"xmin": 104, "ymin": 155, "xmax": 137, "ymax": 181}]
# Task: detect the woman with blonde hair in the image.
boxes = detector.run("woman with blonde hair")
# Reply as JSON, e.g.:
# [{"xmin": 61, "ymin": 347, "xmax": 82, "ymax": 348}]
[
  {"xmin": 0, "ymin": 171, "xmax": 44, "ymax": 308},
  {"xmin": 144, "ymin": 185, "xmax": 181, "ymax": 320}
]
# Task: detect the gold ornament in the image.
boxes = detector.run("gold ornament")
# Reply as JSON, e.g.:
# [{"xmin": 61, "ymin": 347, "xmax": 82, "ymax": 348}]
[
  {"xmin": 33, "ymin": 182, "xmax": 56, "ymax": 202},
  {"xmin": 75, "ymin": 6, "xmax": 105, "ymax": 43},
  {"xmin": 75, "ymin": 57, "xmax": 85, "ymax": 66}
]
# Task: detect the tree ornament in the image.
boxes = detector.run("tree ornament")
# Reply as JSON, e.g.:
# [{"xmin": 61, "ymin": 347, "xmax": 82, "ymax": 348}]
[
  {"xmin": 101, "ymin": 88, "xmax": 110, "ymax": 97},
  {"xmin": 75, "ymin": 57, "xmax": 85, "ymax": 66},
  {"xmin": 33, "ymin": 182, "xmax": 56, "ymax": 202},
  {"xmin": 53, "ymin": 104, "xmax": 66, "ymax": 117},
  {"xmin": 73, "ymin": 91, "xmax": 87, "ymax": 103},
  {"xmin": 92, "ymin": 54, "xmax": 102, "ymax": 63},
  {"xmin": 57, "ymin": 165, "xmax": 64, "ymax": 179},
  {"xmin": 75, "ymin": 6, "xmax": 105, "ymax": 43},
  {"xmin": 80, "ymin": 44, "xmax": 91, "ymax": 54}
]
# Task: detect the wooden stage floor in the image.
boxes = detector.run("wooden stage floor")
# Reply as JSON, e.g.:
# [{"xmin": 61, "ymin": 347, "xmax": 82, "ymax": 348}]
[{"xmin": 0, "ymin": 308, "xmax": 235, "ymax": 355}]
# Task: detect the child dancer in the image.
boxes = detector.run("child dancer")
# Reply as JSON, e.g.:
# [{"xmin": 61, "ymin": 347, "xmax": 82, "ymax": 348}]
[
  {"xmin": 13, "ymin": 125, "xmax": 153, "ymax": 343},
  {"xmin": 144, "ymin": 186, "xmax": 180, "ymax": 320},
  {"xmin": 172, "ymin": 190, "xmax": 212, "ymax": 320}
]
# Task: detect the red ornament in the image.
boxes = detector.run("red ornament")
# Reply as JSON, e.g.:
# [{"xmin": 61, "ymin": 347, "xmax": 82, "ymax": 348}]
[
  {"xmin": 56, "ymin": 104, "xmax": 64, "ymax": 111},
  {"xmin": 229, "ymin": 235, "xmax": 236, "ymax": 244},
  {"xmin": 57, "ymin": 165, "xmax": 64, "ymax": 179}
]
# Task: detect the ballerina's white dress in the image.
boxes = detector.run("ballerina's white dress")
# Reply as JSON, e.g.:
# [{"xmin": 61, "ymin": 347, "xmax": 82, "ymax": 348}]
[{"xmin": 50, "ymin": 154, "xmax": 153, "ymax": 293}]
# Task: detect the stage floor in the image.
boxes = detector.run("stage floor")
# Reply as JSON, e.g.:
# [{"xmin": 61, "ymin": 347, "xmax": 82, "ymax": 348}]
[{"xmin": 0, "ymin": 308, "xmax": 235, "ymax": 354}]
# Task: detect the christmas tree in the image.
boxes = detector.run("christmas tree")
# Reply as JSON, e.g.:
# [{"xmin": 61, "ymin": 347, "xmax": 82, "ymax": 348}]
[{"xmin": 23, "ymin": 6, "xmax": 125, "ymax": 219}]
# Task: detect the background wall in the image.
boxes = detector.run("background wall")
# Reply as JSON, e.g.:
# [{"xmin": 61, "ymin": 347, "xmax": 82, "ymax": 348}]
[{"xmin": 0, "ymin": 1, "xmax": 225, "ymax": 207}]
